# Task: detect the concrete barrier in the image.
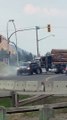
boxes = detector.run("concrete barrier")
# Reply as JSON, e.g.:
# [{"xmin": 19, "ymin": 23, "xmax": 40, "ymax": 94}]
[
  {"xmin": 0, "ymin": 79, "xmax": 67, "ymax": 94},
  {"xmin": 45, "ymin": 80, "xmax": 67, "ymax": 94},
  {"xmin": 0, "ymin": 80, "xmax": 44, "ymax": 92}
]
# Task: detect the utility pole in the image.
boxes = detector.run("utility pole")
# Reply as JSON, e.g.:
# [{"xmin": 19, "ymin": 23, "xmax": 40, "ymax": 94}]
[
  {"xmin": 35, "ymin": 26, "xmax": 40, "ymax": 57},
  {"xmin": 10, "ymin": 20, "xmax": 19, "ymax": 66},
  {"xmin": 35, "ymin": 24, "xmax": 54, "ymax": 57}
]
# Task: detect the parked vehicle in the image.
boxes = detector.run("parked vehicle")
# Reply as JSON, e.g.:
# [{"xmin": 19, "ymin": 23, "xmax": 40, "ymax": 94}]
[{"xmin": 17, "ymin": 61, "xmax": 42, "ymax": 75}]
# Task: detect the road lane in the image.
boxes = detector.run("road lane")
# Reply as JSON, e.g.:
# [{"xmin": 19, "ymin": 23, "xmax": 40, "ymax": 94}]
[{"xmin": 0, "ymin": 72, "xmax": 56, "ymax": 81}]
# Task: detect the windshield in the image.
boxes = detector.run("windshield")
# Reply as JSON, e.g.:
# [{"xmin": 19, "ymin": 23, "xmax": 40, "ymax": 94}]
[{"xmin": 19, "ymin": 62, "xmax": 30, "ymax": 67}]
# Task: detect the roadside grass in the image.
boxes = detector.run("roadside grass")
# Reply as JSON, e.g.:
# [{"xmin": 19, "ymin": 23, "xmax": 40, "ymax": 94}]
[
  {"xmin": 0, "ymin": 98, "xmax": 12, "ymax": 107},
  {"xmin": 0, "ymin": 95, "xmax": 31, "ymax": 107},
  {"xmin": 0, "ymin": 95, "xmax": 67, "ymax": 107}
]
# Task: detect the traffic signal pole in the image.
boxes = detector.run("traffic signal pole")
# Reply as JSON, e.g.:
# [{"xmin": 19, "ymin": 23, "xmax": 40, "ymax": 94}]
[
  {"xmin": 35, "ymin": 26, "xmax": 40, "ymax": 57},
  {"xmin": 35, "ymin": 24, "xmax": 53, "ymax": 57},
  {"xmin": 6, "ymin": 24, "xmax": 52, "ymax": 59}
]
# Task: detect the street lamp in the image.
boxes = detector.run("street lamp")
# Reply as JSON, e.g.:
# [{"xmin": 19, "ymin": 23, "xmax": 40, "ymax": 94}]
[
  {"xmin": 35, "ymin": 26, "xmax": 55, "ymax": 57},
  {"xmin": 38, "ymin": 34, "xmax": 55, "ymax": 42},
  {"xmin": 7, "ymin": 20, "xmax": 10, "ymax": 65},
  {"xmin": 7, "ymin": 19, "xmax": 19, "ymax": 66}
]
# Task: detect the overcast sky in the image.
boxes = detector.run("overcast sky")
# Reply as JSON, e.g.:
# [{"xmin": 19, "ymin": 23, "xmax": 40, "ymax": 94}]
[{"xmin": 0, "ymin": 0, "xmax": 67, "ymax": 55}]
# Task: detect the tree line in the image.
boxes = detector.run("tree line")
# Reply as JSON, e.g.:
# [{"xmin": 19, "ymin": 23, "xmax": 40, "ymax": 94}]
[{"xmin": 0, "ymin": 49, "xmax": 35, "ymax": 65}]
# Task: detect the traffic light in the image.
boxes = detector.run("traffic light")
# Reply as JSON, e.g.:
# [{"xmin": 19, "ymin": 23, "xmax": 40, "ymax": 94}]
[
  {"xmin": 0, "ymin": 35, "xmax": 2, "ymax": 43},
  {"xmin": 47, "ymin": 24, "xmax": 51, "ymax": 32}
]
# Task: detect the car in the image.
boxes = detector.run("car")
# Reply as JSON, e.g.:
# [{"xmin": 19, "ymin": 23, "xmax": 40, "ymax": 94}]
[{"xmin": 17, "ymin": 61, "xmax": 42, "ymax": 75}]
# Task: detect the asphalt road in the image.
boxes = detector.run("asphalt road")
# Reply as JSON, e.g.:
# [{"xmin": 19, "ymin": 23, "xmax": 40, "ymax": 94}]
[{"xmin": 0, "ymin": 72, "xmax": 67, "ymax": 81}]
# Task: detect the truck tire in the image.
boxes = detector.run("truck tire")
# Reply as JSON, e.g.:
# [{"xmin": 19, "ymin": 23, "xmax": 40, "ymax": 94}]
[{"xmin": 36, "ymin": 68, "xmax": 42, "ymax": 74}]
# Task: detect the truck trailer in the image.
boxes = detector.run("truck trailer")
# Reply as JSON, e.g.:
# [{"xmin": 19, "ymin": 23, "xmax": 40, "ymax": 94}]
[{"xmin": 46, "ymin": 49, "xmax": 67, "ymax": 73}]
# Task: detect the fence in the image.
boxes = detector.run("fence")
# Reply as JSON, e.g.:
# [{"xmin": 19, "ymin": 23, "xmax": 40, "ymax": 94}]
[
  {"xmin": 1, "ymin": 102, "xmax": 67, "ymax": 120},
  {"xmin": 0, "ymin": 79, "xmax": 67, "ymax": 119},
  {"xmin": 0, "ymin": 106, "xmax": 6, "ymax": 120}
]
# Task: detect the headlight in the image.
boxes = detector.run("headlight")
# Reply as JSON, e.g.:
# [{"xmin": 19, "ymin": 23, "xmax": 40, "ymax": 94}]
[
  {"xmin": 27, "ymin": 67, "xmax": 30, "ymax": 70},
  {"xmin": 17, "ymin": 67, "xmax": 20, "ymax": 70}
]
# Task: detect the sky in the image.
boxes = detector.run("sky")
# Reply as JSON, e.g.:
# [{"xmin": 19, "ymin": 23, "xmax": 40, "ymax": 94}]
[{"xmin": 0, "ymin": 0, "xmax": 67, "ymax": 56}]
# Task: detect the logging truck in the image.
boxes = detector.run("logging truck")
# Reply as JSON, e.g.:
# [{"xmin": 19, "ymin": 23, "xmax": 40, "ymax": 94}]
[{"xmin": 35, "ymin": 49, "xmax": 67, "ymax": 73}]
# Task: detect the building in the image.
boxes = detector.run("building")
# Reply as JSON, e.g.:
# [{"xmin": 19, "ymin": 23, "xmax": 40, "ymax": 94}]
[
  {"xmin": 0, "ymin": 35, "xmax": 16, "ymax": 54},
  {"xmin": 0, "ymin": 34, "xmax": 17, "ymax": 64}
]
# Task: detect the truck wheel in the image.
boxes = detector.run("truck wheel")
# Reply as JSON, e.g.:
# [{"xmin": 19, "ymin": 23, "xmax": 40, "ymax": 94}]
[{"xmin": 36, "ymin": 69, "xmax": 41, "ymax": 74}]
